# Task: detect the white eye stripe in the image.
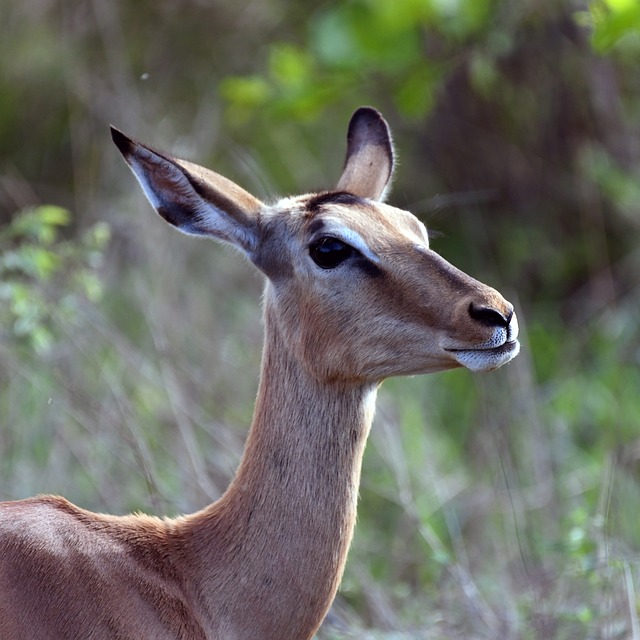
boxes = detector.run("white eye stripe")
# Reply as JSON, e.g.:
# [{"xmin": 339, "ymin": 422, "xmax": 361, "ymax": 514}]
[{"xmin": 319, "ymin": 226, "xmax": 380, "ymax": 264}]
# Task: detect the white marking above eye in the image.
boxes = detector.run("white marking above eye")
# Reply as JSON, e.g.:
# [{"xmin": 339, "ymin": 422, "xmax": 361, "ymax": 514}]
[{"xmin": 318, "ymin": 223, "xmax": 381, "ymax": 264}]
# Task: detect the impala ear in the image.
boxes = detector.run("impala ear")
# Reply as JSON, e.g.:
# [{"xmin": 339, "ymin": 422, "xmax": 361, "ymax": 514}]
[
  {"xmin": 336, "ymin": 107, "xmax": 395, "ymax": 201},
  {"xmin": 111, "ymin": 127, "xmax": 263, "ymax": 258}
]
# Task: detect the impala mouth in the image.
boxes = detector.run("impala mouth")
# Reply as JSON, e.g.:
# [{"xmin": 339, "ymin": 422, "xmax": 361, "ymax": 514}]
[{"xmin": 446, "ymin": 339, "xmax": 520, "ymax": 372}]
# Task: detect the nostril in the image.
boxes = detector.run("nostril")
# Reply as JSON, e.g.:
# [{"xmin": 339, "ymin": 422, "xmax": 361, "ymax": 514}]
[{"xmin": 468, "ymin": 302, "xmax": 511, "ymax": 328}]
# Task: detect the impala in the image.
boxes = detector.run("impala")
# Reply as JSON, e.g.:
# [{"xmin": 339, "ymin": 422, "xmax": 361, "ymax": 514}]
[{"xmin": 0, "ymin": 107, "xmax": 519, "ymax": 639}]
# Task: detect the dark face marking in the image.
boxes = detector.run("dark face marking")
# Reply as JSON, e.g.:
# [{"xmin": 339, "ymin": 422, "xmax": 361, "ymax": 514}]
[
  {"xmin": 306, "ymin": 191, "xmax": 368, "ymax": 213},
  {"xmin": 307, "ymin": 217, "xmax": 325, "ymax": 237},
  {"xmin": 354, "ymin": 256, "xmax": 384, "ymax": 279}
]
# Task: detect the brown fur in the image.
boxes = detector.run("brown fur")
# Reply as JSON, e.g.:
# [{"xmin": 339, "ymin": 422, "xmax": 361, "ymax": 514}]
[{"xmin": 0, "ymin": 108, "xmax": 520, "ymax": 639}]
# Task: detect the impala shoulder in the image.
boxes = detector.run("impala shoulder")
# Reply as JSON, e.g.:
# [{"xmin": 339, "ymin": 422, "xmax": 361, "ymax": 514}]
[{"xmin": 0, "ymin": 494, "xmax": 78, "ymax": 521}]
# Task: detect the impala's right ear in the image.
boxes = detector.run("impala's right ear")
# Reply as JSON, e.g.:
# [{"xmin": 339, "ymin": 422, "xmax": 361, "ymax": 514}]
[
  {"xmin": 336, "ymin": 107, "xmax": 395, "ymax": 201},
  {"xmin": 111, "ymin": 127, "xmax": 263, "ymax": 258}
]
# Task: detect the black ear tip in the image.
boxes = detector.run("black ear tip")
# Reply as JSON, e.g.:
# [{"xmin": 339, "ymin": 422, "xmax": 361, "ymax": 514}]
[
  {"xmin": 347, "ymin": 106, "xmax": 391, "ymax": 146},
  {"xmin": 349, "ymin": 106, "xmax": 385, "ymax": 129},
  {"xmin": 110, "ymin": 125, "xmax": 133, "ymax": 156},
  {"xmin": 351, "ymin": 106, "xmax": 383, "ymax": 122}
]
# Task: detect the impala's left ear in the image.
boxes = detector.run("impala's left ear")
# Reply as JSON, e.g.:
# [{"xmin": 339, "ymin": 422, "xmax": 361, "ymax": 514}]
[
  {"xmin": 111, "ymin": 127, "xmax": 264, "ymax": 259},
  {"xmin": 336, "ymin": 107, "xmax": 395, "ymax": 201}
]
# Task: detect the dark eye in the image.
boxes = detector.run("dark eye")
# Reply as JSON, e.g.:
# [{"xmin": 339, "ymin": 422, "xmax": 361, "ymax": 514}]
[{"xmin": 309, "ymin": 237, "xmax": 354, "ymax": 269}]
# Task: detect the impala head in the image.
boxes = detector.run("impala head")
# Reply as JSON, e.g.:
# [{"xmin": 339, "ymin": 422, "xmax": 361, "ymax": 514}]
[{"xmin": 111, "ymin": 107, "xmax": 519, "ymax": 383}]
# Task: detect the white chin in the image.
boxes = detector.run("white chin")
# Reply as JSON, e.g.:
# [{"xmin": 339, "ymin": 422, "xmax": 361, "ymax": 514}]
[{"xmin": 449, "ymin": 340, "xmax": 521, "ymax": 372}]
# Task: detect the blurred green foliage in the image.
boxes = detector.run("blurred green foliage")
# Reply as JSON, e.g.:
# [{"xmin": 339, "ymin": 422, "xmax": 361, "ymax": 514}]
[
  {"xmin": 2, "ymin": 0, "xmax": 640, "ymax": 637},
  {"xmin": 0, "ymin": 205, "xmax": 109, "ymax": 353},
  {"xmin": 222, "ymin": 0, "xmax": 499, "ymax": 122},
  {"xmin": 586, "ymin": 0, "xmax": 640, "ymax": 52}
]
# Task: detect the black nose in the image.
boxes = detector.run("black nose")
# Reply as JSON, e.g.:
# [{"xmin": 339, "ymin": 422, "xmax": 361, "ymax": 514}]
[{"xmin": 468, "ymin": 302, "xmax": 512, "ymax": 328}]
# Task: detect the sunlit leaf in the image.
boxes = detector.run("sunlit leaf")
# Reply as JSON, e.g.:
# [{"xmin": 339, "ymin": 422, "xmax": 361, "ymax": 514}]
[
  {"xmin": 269, "ymin": 44, "xmax": 313, "ymax": 89},
  {"xmin": 589, "ymin": 0, "xmax": 640, "ymax": 52},
  {"xmin": 219, "ymin": 76, "xmax": 271, "ymax": 109},
  {"xmin": 36, "ymin": 205, "xmax": 71, "ymax": 227}
]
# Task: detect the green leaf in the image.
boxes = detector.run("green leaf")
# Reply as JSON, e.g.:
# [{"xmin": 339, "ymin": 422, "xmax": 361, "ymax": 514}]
[
  {"xmin": 394, "ymin": 63, "xmax": 443, "ymax": 118},
  {"xmin": 312, "ymin": 3, "xmax": 422, "ymax": 73},
  {"xmin": 589, "ymin": 0, "xmax": 640, "ymax": 52},
  {"xmin": 219, "ymin": 75, "xmax": 271, "ymax": 109},
  {"xmin": 269, "ymin": 44, "xmax": 313, "ymax": 89},
  {"xmin": 36, "ymin": 205, "xmax": 71, "ymax": 227},
  {"xmin": 1, "ymin": 204, "xmax": 109, "ymax": 355},
  {"xmin": 9, "ymin": 205, "xmax": 71, "ymax": 244}
]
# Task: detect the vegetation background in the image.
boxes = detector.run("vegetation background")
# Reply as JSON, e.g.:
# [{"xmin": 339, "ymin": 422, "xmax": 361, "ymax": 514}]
[{"xmin": 1, "ymin": 0, "xmax": 640, "ymax": 637}]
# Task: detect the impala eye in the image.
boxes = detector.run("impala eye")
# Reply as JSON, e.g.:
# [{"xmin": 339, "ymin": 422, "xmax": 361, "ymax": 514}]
[{"xmin": 309, "ymin": 237, "xmax": 354, "ymax": 269}]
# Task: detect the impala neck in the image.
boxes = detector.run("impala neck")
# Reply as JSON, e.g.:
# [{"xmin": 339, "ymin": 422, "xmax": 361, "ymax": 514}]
[{"xmin": 183, "ymin": 296, "xmax": 377, "ymax": 638}]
